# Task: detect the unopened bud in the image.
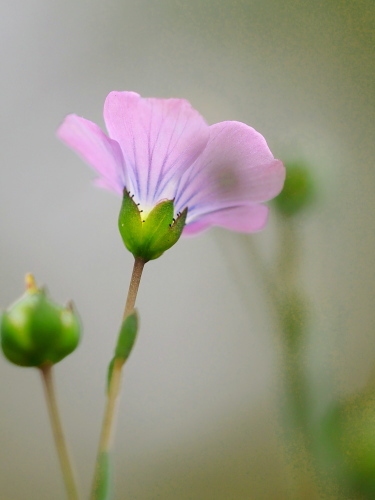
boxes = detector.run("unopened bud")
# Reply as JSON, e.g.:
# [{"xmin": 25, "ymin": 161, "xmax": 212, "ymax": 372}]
[
  {"xmin": 273, "ymin": 161, "xmax": 316, "ymax": 216},
  {"xmin": 0, "ymin": 275, "xmax": 81, "ymax": 367}
]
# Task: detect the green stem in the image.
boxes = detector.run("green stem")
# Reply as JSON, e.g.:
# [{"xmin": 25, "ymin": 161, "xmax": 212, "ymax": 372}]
[
  {"xmin": 39, "ymin": 364, "xmax": 80, "ymax": 500},
  {"xmin": 232, "ymin": 220, "xmax": 318, "ymax": 498},
  {"xmin": 90, "ymin": 257, "xmax": 146, "ymax": 499},
  {"xmin": 275, "ymin": 217, "xmax": 318, "ymax": 498}
]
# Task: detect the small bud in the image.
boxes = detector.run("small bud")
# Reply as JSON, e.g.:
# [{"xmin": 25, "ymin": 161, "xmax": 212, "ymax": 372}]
[
  {"xmin": 118, "ymin": 189, "xmax": 187, "ymax": 261},
  {"xmin": 0, "ymin": 275, "xmax": 81, "ymax": 367},
  {"xmin": 273, "ymin": 161, "xmax": 316, "ymax": 216}
]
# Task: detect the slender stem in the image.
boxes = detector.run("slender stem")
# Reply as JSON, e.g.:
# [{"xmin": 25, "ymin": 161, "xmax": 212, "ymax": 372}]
[
  {"xmin": 227, "ymin": 221, "xmax": 318, "ymax": 498},
  {"xmin": 90, "ymin": 257, "xmax": 146, "ymax": 499},
  {"xmin": 39, "ymin": 364, "xmax": 80, "ymax": 500},
  {"xmin": 122, "ymin": 257, "xmax": 146, "ymax": 321}
]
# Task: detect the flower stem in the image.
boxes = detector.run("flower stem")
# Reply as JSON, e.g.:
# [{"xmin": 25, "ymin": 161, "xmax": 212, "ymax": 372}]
[
  {"xmin": 39, "ymin": 364, "xmax": 80, "ymax": 500},
  {"xmin": 90, "ymin": 257, "xmax": 146, "ymax": 499},
  {"xmin": 122, "ymin": 257, "xmax": 146, "ymax": 321}
]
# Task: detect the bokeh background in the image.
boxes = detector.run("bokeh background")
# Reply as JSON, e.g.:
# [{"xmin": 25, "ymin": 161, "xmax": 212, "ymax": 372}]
[{"xmin": 0, "ymin": 1, "xmax": 374, "ymax": 498}]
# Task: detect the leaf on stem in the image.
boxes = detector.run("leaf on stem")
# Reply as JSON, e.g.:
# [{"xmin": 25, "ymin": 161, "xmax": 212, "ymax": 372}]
[
  {"xmin": 107, "ymin": 311, "xmax": 139, "ymax": 392},
  {"xmin": 115, "ymin": 311, "xmax": 138, "ymax": 361}
]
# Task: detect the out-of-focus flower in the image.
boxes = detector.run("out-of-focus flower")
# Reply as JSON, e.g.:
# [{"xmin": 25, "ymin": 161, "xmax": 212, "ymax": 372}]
[
  {"xmin": 273, "ymin": 161, "xmax": 316, "ymax": 217},
  {"xmin": 58, "ymin": 91, "xmax": 285, "ymax": 235}
]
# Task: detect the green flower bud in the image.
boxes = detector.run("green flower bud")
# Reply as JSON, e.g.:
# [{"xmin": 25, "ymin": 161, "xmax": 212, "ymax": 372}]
[
  {"xmin": 118, "ymin": 189, "xmax": 187, "ymax": 261},
  {"xmin": 273, "ymin": 161, "xmax": 316, "ymax": 216},
  {"xmin": 0, "ymin": 275, "xmax": 81, "ymax": 367}
]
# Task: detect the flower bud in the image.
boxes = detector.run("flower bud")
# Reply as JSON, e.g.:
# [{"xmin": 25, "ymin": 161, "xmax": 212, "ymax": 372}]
[
  {"xmin": 273, "ymin": 161, "xmax": 316, "ymax": 216},
  {"xmin": 0, "ymin": 275, "xmax": 81, "ymax": 367},
  {"xmin": 118, "ymin": 189, "xmax": 187, "ymax": 261}
]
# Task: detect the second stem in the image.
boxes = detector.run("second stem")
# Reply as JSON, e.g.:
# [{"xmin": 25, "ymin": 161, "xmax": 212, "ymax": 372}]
[{"xmin": 90, "ymin": 256, "xmax": 146, "ymax": 498}]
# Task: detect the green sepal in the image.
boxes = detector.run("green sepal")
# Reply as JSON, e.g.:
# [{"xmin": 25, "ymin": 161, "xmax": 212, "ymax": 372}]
[
  {"xmin": 118, "ymin": 190, "xmax": 143, "ymax": 253},
  {"xmin": 118, "ymin": 189, "xmax": 187, "ymax": 261},
  {"xmin": 146, "ymin": 206, "xmax": 188, "ymax": 260},
  {"xmin": 0, "ymin": 278, "xmax": 81, "ymax": 367},
  {"xmin": 115, "ymin": 311, "xmax": 138, "ymax": 361}
]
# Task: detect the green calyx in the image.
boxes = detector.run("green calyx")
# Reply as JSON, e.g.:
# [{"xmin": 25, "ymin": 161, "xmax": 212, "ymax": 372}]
[
  {"xmin": 118, "ymin": 189, "xmax": 188, "ymax": 261},
  {"xmin": 0, "ymin": 275, "xmax": 81, "ymax": 367}
]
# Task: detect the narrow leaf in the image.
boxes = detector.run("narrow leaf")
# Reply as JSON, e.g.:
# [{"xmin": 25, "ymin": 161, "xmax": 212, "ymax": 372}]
[
  {"xmin": 114, "ymin": 311, "xmax": 138, "ymax": 361},
  {"xmin": 106, "ymin": 357, "xmax": 115, "ymax": 394}
]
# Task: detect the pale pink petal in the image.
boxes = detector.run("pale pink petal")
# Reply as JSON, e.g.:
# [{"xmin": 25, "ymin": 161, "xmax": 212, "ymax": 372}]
[
  {"xmin": 183, "ymin": 204, "xmax": 269, "ymax": 236},
  {"xmin": 182, "ymin": 219, "xmax": 211, "ymax": 236},
  {"xmin": 175, "ymin": 121, "xmax": 285, "ymax": 219},
  {"xmin": 103, "ymin": 91, "xmax": 209, "ymax": 207},
  {"xmin": 57, "ymin": 114, "xmax": 126, "ymax": 190},
  {"xmin": 94, "ymin": 177, "xmax": 123, "ymax": 195}
]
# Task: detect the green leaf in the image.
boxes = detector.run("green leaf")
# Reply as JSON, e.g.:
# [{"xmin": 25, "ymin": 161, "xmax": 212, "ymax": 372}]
[
  {"xmin": 106, "ymin": 312, "xmax": 138, "ymax": 394},
  {"xmin": 114, "ymin": 311, "xmax": 138, "ymax": 361},
  {"xmin": 106, "ymin": 357, "xmax": 115, "ymax": 394}
]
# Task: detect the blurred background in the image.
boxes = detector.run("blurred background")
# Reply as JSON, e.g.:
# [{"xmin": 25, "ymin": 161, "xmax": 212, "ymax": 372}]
[{"xmin": 0, "ymin": 0, "xmax": 374, "ymax": 498}]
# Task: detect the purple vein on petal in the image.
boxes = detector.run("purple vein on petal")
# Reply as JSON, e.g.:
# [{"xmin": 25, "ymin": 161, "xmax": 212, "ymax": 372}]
[
  {"xmin": 154, "ymin": 115, "xmax": 204, "ymax": 202},
  {"xmin": 145, "ymin": 100, "xmax": 156, "ymax": 203},
  {"xmin": 173, "ymin": 158, "xmax": 207, "ymax": 209},
  {"xmin": 173, "ymin": 124, "xmax": 230, "ymax": 210},
  {"xmin": 127, "ymin": 112, "xmax": 140, "ymax": 198},
  {"xmin": 149, "ymin": 104, "xmax": 172, "ymax": 202},
  {"xmin": 153, "ymin": 103, "xmax": 185, "ymax": 202},
  {"xmin": 155, "ymin": 113, "xmax": 189, "ymax": 196}
]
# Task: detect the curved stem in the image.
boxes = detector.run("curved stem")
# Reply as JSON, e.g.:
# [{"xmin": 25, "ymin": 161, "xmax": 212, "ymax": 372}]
[
  {"xmin": 90, "ymin": 257, "xmax": 146, "ymax": 499},
  {"xmin": 39, "ymin": 364, "xmax": 80, "ymax": 500}
]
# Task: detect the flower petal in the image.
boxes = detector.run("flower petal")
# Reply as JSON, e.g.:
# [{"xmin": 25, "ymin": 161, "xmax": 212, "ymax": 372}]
[
  {"xmin": 175, "ymin": 121, "xmax": 285, "ymax": 220},
  {"xmin": 103, "ymin": 91, "xmax": 209, "ymax": 207},
  {"xmin": 183, "ymin": 204, "xmax": 269, "ymax": 236},
  {"xmin": 94, "ymin": 177, "xmax": 123, "ymax": 195},
  {"xmin": 57, "ymin": 114, "xmax": 126, "ymax": 190}
]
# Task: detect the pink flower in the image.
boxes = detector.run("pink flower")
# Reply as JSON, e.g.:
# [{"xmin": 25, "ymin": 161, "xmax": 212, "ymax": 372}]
[{"xmin": 58, "ymin": 91, "xmax": 285, "ymax": 235}]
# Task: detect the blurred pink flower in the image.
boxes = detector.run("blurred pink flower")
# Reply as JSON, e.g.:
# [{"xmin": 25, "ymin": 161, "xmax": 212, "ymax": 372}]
[{"xmin": 58, "ymin": 91, "xmax": 285, "ymax": 235}]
